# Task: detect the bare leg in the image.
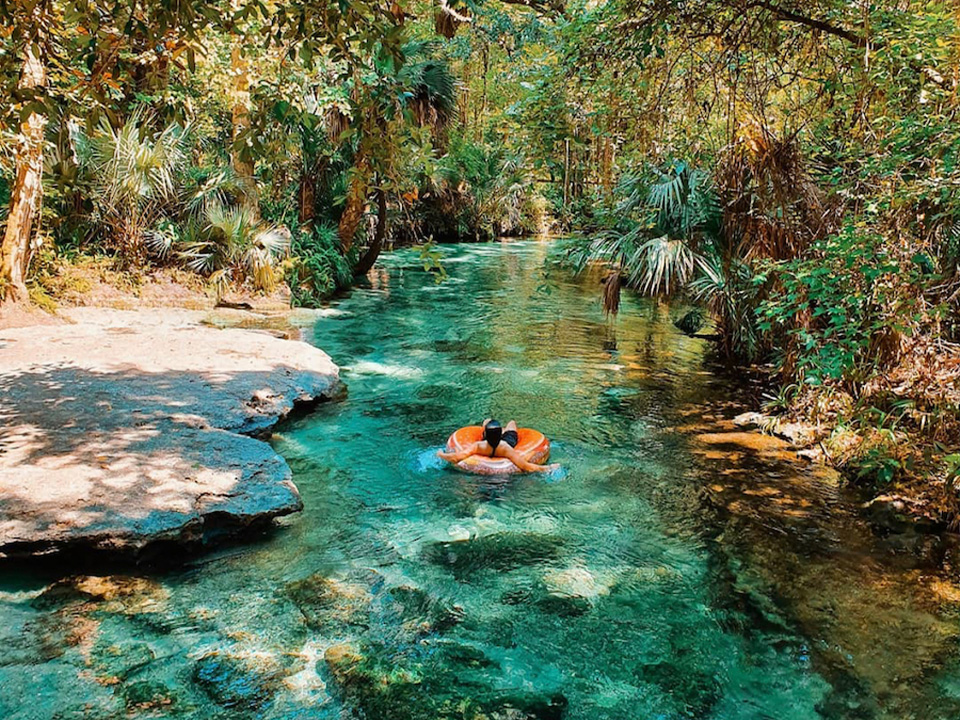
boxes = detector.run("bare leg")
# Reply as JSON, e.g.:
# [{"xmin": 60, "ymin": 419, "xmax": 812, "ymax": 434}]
[
  {"xmin": 438, "ymin": 440, "xmax": 492, "ymax": 463},
  {"xmin": 494, "ymin": 442, "xmax": 558, "ymax": 473}
]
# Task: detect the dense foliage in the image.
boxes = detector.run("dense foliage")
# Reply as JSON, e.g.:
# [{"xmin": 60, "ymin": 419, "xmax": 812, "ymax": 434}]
[
  {"xmin": 0, "ymin": 0, "xmax": 548, "ymax": 307},
  {"xmin": 3, "ymin": 0, "xmax": 960, "ymax": 498}
]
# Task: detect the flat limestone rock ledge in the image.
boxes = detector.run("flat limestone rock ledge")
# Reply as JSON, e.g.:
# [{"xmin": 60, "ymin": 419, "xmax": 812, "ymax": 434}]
[{"xmin": 0, "ymin": 308, "xmax": 342, "ymax": 560}]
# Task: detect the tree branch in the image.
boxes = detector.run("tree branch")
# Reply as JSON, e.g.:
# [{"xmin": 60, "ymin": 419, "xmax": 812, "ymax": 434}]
[
  {"xmin": 497, "ymin": 0, "xmax": 567, "ymax": 19},
  {"xmin": 750, "ymin": 0, "xmax": 868, "ymax": 48},
  {"xmin": 438, "ymin": 0, "xmax": 472, "ymax": 24}
]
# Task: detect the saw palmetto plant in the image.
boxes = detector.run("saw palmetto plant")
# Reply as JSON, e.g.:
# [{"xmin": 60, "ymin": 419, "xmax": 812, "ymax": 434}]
[
  {"xmin": 569, "ymin": 161, "xmax": 722, "ymax": 311},
  {"xmin": 177, "ymin": 202, "xmax": 291, "ymax": 297},
  {"xmin": 79, "ymin": 113, "xmax": 190, "ymax": 262}
]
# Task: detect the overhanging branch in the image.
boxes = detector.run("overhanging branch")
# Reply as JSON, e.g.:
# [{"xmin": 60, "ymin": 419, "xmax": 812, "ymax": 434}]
[{"xmin": 750, "ymin": 0, "xmax": 868, "ymax": 47}]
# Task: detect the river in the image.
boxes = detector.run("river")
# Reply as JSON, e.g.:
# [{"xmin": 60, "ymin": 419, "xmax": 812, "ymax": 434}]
[{"xmin": 1, "ymin": 239, "xmax": 959, "ymax": 719}]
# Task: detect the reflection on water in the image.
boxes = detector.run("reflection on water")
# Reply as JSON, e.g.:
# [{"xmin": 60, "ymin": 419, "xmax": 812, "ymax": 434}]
[{"xmin": 1, "ymin": 239, "xmax": 959, "ymax": 719}]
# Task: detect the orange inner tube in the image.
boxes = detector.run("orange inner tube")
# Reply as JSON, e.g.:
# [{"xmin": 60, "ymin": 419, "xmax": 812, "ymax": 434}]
[{"xmin": 445, "ymin": 426, "xmax": 550, "ymax": 475}]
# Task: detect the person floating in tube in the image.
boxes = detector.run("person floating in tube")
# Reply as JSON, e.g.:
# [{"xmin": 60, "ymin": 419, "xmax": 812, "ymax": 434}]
[{"xmin": 438, "ymin": 419, "xmax": 559, "ymax": 473}]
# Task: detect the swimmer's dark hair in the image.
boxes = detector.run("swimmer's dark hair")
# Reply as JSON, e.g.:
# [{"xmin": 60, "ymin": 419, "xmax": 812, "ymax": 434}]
[{"xmin": 483, "ymin": 419, "xmax": 502, "ymax": 449}]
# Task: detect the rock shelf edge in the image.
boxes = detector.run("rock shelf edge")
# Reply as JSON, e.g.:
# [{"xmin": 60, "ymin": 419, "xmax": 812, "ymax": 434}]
[{"xmin": 0, "ymin": 308, "xmax": 342, "ymax": 562}]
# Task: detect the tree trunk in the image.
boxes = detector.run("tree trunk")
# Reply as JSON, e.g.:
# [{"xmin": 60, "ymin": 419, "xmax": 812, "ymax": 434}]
[
  {"xmin": 231, "ymin": 43, "xmax": 258, "ymax": 214},
  {"xmin": 298, "ymin": 171, "xmax": 315, "ymax": 225},
  {"xmin": 354, "ymin": 187, "xmax": 387, "ymax": 276},
  {"xmin": 338, "ymin": 151, "xmax": 372, "ymax": 253},
  {"xmin": 476, "ymin": 43, "xmax": 488, "ymax": 142},
  {"xmin": 459, "ymin": 60, "xmax": 471, "ymax": 131},
  {"xmin": 298, "ymin": 154, "xmax": 329, "ymax": 225},
  {"xmin": 1, "ymin": 44, "xmax": 47, "ymax": 304},
  {"xmin": 600, "ymin": 136, "xmax": 614, "ymax": 194}
]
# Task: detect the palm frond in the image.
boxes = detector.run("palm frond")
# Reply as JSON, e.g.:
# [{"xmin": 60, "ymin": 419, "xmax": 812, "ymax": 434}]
[
  {"xmin": 88, "ymin": 113, "xmax": 189, "ymax": 210},
  {"xmin": 398, "ymin": 41, "xmax": 457, "ymax": 131},
  {"xmin": 648, "ymin": 164, "xmax": 687, "ymax": 220},
  {"xmin": 79, "ymin": 110, "xmax": 191, "ymax": 255},
  {"xmin": 144, "ymin": 220, "xmax": 178, "ymax": 259},
  {"xmin": 626, "ymin": 235, "xmax": 699, "ymax": 295},
  {"xmin": 173, "ymin": 202, "xmax": 290, "ymax": 294},
  {"xmin": 602, "ymin": 271, "xmax": 622, "ymax": 315},
  {"xmin": 184, "ymin": 166, "xmax": 248, "ymax": 216}
]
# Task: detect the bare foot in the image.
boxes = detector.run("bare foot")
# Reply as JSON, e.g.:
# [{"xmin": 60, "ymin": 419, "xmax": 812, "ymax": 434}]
[{"xmin": 531, "ymin": 463, "xmax": 561, "ymax": 473}]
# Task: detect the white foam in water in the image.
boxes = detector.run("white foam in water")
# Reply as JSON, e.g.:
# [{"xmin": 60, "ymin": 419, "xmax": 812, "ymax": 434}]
[
  {"xmin": 347, "ymin": 360, "xmax": 425, "ymax": 379},
  {"xmin": 544, "ymin": 464, "xmax": 567, "ymax": 483},
  {"xmin": 290, "ymin": 307, "xmax": 349, "ymax": 320},
  {"xmin": 270, "ymin": 433, "xmax": 315, "ymax": 457},
  {"xmin": 415, "ymin": 447, "xmax": 446, "ymax": 472},
  {"xmin": 446, "ymin": 524, "xmax": 472, "ymax": 541}
]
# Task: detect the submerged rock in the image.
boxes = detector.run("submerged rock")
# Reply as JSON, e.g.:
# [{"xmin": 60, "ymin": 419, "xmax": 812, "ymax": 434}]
[
  {"xmin": 387, "ymin": 585, "xmax": 465, "ymax": 634},
  {"xmin": 323, "ymin": 643, "xmax": 366, "ymax": 684},
  {"xmin": 0, "ymin": 308, "xmax": 341, "ymax": 560},
  {"xmin": 96, "ymin": 640, "xmax": 157, "ymax": 683},
  {"xmin": 2, "ymin": 615, "xmax": 85, "ymax": 666},
  {"xmin": 542, "ymin": 566, "xmax": 611, "ymax": 599},
  {"xmin": 483, "ymin": 691, "xmax": 569, "ymax": 720},
  {"xmin": 324, "ymin": 640, "xmax": 565, "ymax": 720},
  {"xmin": 534, "ymin": 593, "xmax": 593, "ymax": 618},
  {"xmin": 500, "ymin": 566, "xmax": 618, "ymax": 618},
  {"xmin": 121, "ymin": 680, "xmax": 178, "ymax": 713},
  {"xmin": 323, "ymin": 642, "xmax": 428, "ymax": 719},
  {"xmin": 424, "ymin": 532, "xmax": 565, "ymax": 578},
  {"xmin": 192, "ymin": 650, "xmax": 286, "ymax": 712},
  {"xmin": 638, "ymin": 661, "xmax": 722, "ymax": 719},
  {"xmin": 285, "ymin": 573, "xmax": 372, "ymax": 630},
  {"xmin": 32, "ymin": 575, "xmax": 168, "ymax": 613},
  {"xmin": 435, "ymin": 641, "xmax": 498, "ymax": 669}
]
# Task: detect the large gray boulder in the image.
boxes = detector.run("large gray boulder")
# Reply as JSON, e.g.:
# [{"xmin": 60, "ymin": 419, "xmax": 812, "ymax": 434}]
[{"xmin": 0, "ymin": 308, "xmax": 340, "ymax": 559}]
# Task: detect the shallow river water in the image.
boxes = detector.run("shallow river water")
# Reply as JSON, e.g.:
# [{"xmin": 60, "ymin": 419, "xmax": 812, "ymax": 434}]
[{"xmin": 2, "ymin": 240, "xmax": 960, "ymax": 719}]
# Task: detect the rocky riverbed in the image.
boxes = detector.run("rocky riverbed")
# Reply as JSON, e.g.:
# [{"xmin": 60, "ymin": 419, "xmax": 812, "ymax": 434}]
[{"xmin": 0, "ymin": 308, "xmax": 341, "ymax": 560}]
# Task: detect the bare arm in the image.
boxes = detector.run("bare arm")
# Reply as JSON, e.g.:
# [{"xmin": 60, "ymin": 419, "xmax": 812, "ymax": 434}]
[{"xmin": 438, "ymin": 442, "xmax": 482, "ymax": 464}]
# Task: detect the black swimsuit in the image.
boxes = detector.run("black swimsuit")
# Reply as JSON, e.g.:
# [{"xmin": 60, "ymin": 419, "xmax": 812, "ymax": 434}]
[{"xmin": 485, "ymin": 424, "xmax": 519, "ymax": 455}]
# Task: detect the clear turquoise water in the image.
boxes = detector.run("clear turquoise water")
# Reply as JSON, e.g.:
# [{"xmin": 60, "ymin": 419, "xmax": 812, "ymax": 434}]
[{"xmin": 2, "ymin": 239, "xmax": 959, "ymax": 719}]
